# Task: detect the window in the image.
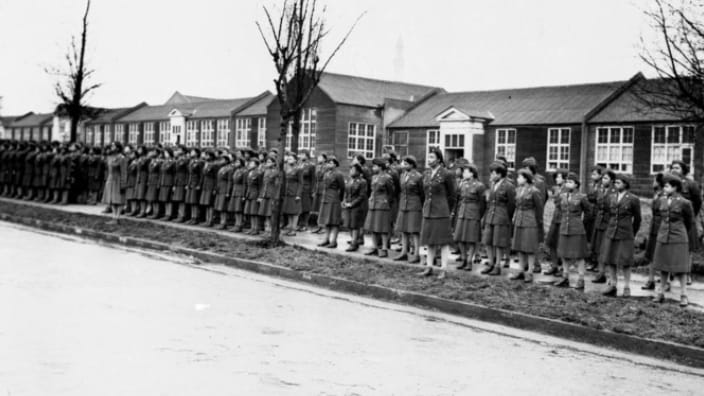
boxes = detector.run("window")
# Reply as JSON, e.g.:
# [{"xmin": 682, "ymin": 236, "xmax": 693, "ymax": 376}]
[
  {"xmin": 114, "ymin": 124, "xmax": 125, "ymax": 143},
  {"xmin": 22, "ymin": 128, "xmax": 30, "ymax": 141},
  {"xmin": 159, "ymin": 121, "xmax": 170, "ymax": 145},
  {"xmin": 171, "ymin": 125, "xmax": 182, "ymax": 145},
  {"xmin": 95, "ymin": 126, "xmax": 103, "ymax": 146},
  {"xmin": 42, "ymin": 126, "xmax": 50, "ymax": 141},
  {"xmin": 235, "ymin": 118, "xmax": 251, "ymax": 148},
  {"xmin": 546, "ymin": 128, "xmax": 570, "ymax": 170},
  {"xmin": 200, "ymin": 120, "xmax": 214, "ymax": 147},
  {"xmin": 128, "ymin": 123, "xmax": 140, "ymax": 144},
  {"xmin": 595, "ymin": 126, "xmax": 634, "ymax": 172},
  {"xmin": 186, "ymin": 120, "xmax": 198, "ymax": 147},
  {"xmin": 84, "ymin": 126, "xmax": 93, "ymax": 144},
  {"xmin": 103, "ymin": 124, "xmax": 111, "ymax": 143},
  {"xmin": 347, "ymin": 122, "xmax": 376, "ymax": 159},
  {"xmin": 257, "ymin": 117, "xmax": 266, "ymax": 149},
  {"xmin": 143, "ymin": 122, "xmax": 155, "ymax": 145},
  {"xmin": 285, "ymin": 108, "xmax": 317, "ymax": 153},
  {"xmin": 426, "ymin": 129, "xmax": 440, "ymax": 165},
  {"xmin": 651, "ymin": 125, "xmax": 694, "ymax": 173},
  {"xmin": 393, "ymin": 131, "xmax": 409, "ymax": 157},
  {"xmin": 217, "ymin": 119, "xmax": 230, "ymax": 147},
  {"xmin": 495, "ymin": 128, "xmax": 516, "ymax": 169}
]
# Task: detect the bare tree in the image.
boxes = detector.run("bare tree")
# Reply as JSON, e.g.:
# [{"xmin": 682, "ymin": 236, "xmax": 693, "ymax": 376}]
[
  {"xmin": 637, "ymin": 0, "xmax": 704, "ymax": 121},
  {"xmin": 257, "ymin": 0, "xmax": 363, "ymax": 244},
  {"xmin": 47, "ymin": 0, "xmax": 100, "ymax": 142}
]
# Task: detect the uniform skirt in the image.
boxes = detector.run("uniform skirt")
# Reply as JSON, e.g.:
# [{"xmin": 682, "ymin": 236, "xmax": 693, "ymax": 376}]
[
  {"xmin": 342, "ymin": 206, "xmax": 365, "ymax": 229},
  {"xmin": 396, "ymin": 210, "xmax": 422, "ymax": 234},
  {"xmin": 228, "ymin": 196, "xmax": 245, "ymax": 213},
  {"xmin": 158, "ymin": 186, "xmax": 171, "ymax": 203},
  {"xmin": 318, "ymin": 200, "xmax": 342, "ymax": 226},
  {"xmin": 145, "ymin": 185, "xmax": 159, "ymax": 202},
  {"xmin": 185, "ymin": 188, "xmax": 200, "ymax": 205},
  {"xmin": 199, "ymin": 189, "xmax": 214, "ymax": 206},
  {"xmin": 172, "ymin": 186, "xmax": 185, "ymax": 202},
  {"xmin": 282, "ymin": 196, "xmax": 302, "ymax": 215},
  {"xmin": 511, "ymin": 226, "xmax": 540, "ymax": 253},
  {"xmin": 135, "ymin": 182, "xmax": 148, "ymax": 200},
  {"xmin": 365, "ymin": 209, "xmax": 392, "ymax": 233},
  {"xmin": 545, "ymin": 220, "xmax": 560, "ymax": 250},
  {"xmin": 590, "ymin": 228, "xmax": 606, "ymax": 258},
  {"xmin": 599, "ymin": 237, "xmax": 634, "ymax": 267},
  {"xmin": 312, "ymin": 193, "xmax": 323, "ymax": 214},
  {"xmin": 420, "ymin": 217, "xmax": 453, "ymax": 246},
  {"xmin": 453, "ymin": 218, "xmax": 482, "ymax": 243},
  {"xmin": 244, "ymin": 199, "xmax": 259, "ymax": 216},
  {"xmin": 645, "ymin": 229, "xmax": 659, "ymax": 261},
  {"xmin": 301, "ymin": 189, "xmax": 313, "ymax": 213},
  {"xmin": 213, "ymin": 193, "xmax": 229, "ymax": 212},
  {"xmin": 102, "ymin": 178, "xmax": 124, "ymax": 205},
  {"xmin": 557, "ymin": 234, "xmax": 589, "ymax": 259},
  {"xmin": 653, "ymin": 242, "xmax": 690, "ymax": 274},
  {"xmin": 482, "ymin": 224, "xmax": 511, "ymax": 248},
  {"xmin": 258, "ymin": 198, "xmax": 273, "ymax": 217}
]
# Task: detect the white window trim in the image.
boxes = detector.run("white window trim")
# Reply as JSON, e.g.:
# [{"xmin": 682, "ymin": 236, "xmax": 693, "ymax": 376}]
[
  {"xmin": 200, "ymin": 119, "xmax": 215, "ymax": 148},
  {"xmin": 285, "ymin": 108, "xmax": 317, "ymax": 153},
  {"xmin": 186, "ymin": 120, "xmax": 199, "ymax": 147},
  {"xmin": 393, "ymin": 130, "xmax": 409, "ymax": 157},
  {"xmin": 114, "ymin": 124, "xmax": 125, "ymax": 143},
  {"xmin": 235, "ymin": 118, "xmax": 251, "ymax": 148},
  {"xmin": 128, "ymin": 123, "xmax": 140, "ymax": 144},
  {"xmin": 426, "ymin": 129, "xmax": 440, "ymax": 166},
  {"xmin": 594, "ymin": 125, "xmax": 634, "ymax": 173},
  {"xmin": 495, "ymin": 128, "xmax": 517, "ymax": 169},
  {"xmin": 216, "ymin": 118, "xmax": 230, "ymax": 147},
  {"xmin": 347, "ymin": 122, "xmax": 376, "ymax": 159},
  {"xmin": 650, "ymin": 124, "xmax": 695, "ymax": 174},
  {"xmin": 257, "ymin": 117, "xmax": 267, "ymax": 149},
  {"xmin": 546, "ymin": 127, "xmax": 571, "ymax": 171},
  {"xmin": 143, "ymin": 122, "xmax": 155, "ymax": 145},
  {"xmin": 159, "ymin": 121, "xmax": 170, "ymax": 145}
]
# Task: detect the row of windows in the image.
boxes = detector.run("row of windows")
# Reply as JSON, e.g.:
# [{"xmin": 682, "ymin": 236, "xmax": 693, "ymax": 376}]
[{"xmin": 413, "ymin": 125, "xmax": 694, "ymax": 174}]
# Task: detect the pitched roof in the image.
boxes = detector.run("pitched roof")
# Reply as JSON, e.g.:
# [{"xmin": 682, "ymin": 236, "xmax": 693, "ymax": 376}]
[
  {"xmin": 1, "ymin": 115, "xmax": 25, "ymax": 127},
  {"xmin": 588, "ymin": 78, "xmax": 695, "ymax": 123},
  {"xmin": 234, "ymin": 92, "xmax": 275, "ymax": 117},
  {"xmin": 164, "ymin": 91, "xmax": 223, "ymax": 105},
  {"xmin": 317, "ymin": 71, "xmax": 443, "ymax": 108},
  {"xmin": 9, "ymin": 113, "xmax": 54, "ymax": 128},
  {"xmin": 119, "ymin": 96, "xmax": 260, "ymax": 122},
  {"xmin": 118, "ymin": 104, "xmax": 172, "ymax": 122},
  {"xmin": 85, "ymin": 104, "xmax": 147, "ymax": 124},
  {"xmin": 389, "ymin": 80, "xmax": 628, "ymax": 128}
]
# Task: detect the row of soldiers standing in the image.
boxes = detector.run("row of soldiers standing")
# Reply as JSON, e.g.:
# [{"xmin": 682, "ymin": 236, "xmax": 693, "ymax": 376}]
[{"xmin": 0, "ymin": 140, "xmax": 105, "ymax": 204}]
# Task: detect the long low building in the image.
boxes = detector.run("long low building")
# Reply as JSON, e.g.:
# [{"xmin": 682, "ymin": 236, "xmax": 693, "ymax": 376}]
[{"xmin": 3, "ymin": 71, "xmax": 698, "ymax": 195}]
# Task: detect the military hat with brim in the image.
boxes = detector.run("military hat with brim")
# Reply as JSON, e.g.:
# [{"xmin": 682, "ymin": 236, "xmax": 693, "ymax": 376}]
[
  {"xmin": 566, "ymin": 171, "xmax": 580, "ymax": 186},
  {"xmin": 517, "ymin": 167, "xmax": 534, "ymax": 183},
  {"xmin": 614, "ymin": 173, "xmax": 633, "ymax": 189},
  {"xmin": 402, "ymin": 155, "xmax": 418, "ymax": 168},
  {"xmin": 662, "ymin": 172, "xmax": 683, "ymax": 190},
  {"xmin": 328, "ymin": 156, "xmax": 340, "ymax": 167}
]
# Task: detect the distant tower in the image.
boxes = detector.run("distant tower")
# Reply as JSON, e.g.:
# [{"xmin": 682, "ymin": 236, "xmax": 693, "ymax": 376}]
[{"xmin": 393, "ymin": 35, "xmax": 405, "ymax": 80}]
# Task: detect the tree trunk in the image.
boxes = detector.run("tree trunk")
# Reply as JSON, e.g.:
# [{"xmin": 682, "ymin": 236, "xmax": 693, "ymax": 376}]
[
  {"xmin": 70, "ymin": 111, "xmax": 79, "ymax": 143},
  {"xmin": 270, "ymin": 118, "xmax": 289, "ymax": 245}
]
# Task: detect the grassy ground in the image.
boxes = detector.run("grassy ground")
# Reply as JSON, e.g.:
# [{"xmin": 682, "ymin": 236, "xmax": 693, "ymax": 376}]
[{"xmin": 2, "ymin": 200, "xmax": 704, "ymax": 349}]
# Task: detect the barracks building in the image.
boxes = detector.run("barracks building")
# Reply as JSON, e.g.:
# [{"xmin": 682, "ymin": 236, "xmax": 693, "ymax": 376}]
[{"xmin": 2, "ymin": 71, "xmax": 700, "ymax": 196}]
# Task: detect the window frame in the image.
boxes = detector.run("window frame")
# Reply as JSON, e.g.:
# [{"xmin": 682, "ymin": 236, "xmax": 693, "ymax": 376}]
[
  {"xmin": 347, "ymin": 121, "xmax": 376, "ymax": 159},
  {"xmin": 216, "ymin": 118, "xmax": 230, "ymax": 148},
  {"xmin": 186, "ymin": 120, "xmax": 199, "ymax": 147},
  {"xmin": 128, "ymin": 123, "xmax": 140, "ymax": 145},
  {"xmin": 494, "ymin": 128, "xmax": 517, "ymax": 169},
  {"xmin": 594, "ymin": 126, "xmax": 634, "ymax": 173},
  {"xmin": 545, "ymin": 127, "xmax": 571, "ymax": 171},
  {"xmin": 426, "ymin": 129, "xmax": 440, "ymax": 166},
  {"xmin": 650, "ymin": 124, "xmax": 695, "ymax": 174},
  {"xmin": 143, "ymin": 122, "xmax": 155, "ymax": 145},
  {"xmin": 257, "ymin": 117, "xmax": 267, "ymax": 149},
  {"xmin": 235, "ymin": 118, "xmax": 251, "ymax": 148},
  {"xmin": 393, "ymin": 130, "xmax": 409, "ymax": 157},
  {"xmin": 159, "ymin": 121, "xmax": 170, "ymax": 145},
  {"xmin": 200, "ymin": 119, "xmax": 215, "ymax": 148}
]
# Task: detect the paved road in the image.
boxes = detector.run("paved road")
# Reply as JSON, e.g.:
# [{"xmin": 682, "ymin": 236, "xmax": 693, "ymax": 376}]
[{"xmin": 0, "ymin": 221, "xmax": 702, "ymax": 395}]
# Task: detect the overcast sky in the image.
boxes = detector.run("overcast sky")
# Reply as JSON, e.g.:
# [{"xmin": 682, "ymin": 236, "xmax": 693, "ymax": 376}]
[{"xmin": 0, "ymin": 0, "xmax": 654, "ymax": 115}]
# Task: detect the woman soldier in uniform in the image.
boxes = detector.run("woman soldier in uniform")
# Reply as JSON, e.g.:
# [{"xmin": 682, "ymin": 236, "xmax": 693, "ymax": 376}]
[
  {"xmin": 244, "ymin": 158, "xmax": 263, "ymax": 235},
  {"xmin": 600, "ymin": 174, "xmax": 641, "ymax": 297},
  {"xmin": 214, "ymin": 153, "xmax": 235, "ymax": 229},
  {"xmin": 297, "ymin": 150, "xmax": 316, "ymax": 231},
  {"xmin": 584, "ymin": 165, "xmax": 603, "ymax": 269},
  {"xmin": 417, "ymin": 148, "xmax": 456, "ymax": 279},
  {"xmin": 282, "ymin": 152, "xmax": 304, "ymax": 236},
  {"xmin": 311, "ymin": 153, "xmax": 328, "ymax": 234},
  {"xmin": 590, "ymin": 169, "xmax": 616, "ymax": 283},
  {"xmin": 86, "ymin": 146, "xmax": 105, "ymax": 205},
  {"xmin": 124, "ymin": 145, "xmax": 139, "ymax": 215},
  {"xmin": 144, "ymin": 147, "xmax": 162, "ymax": 218},
  {"xmin": 228, "ymin": 157, "xmax": 247, "ymax": 232},
  {"xmin": 171, "ymin": 145, "xmax": 189, "ymax": 223},
  {"xmin": 553, "ymin": 172, "xmax": 592, "ymax": 289},
  {"xmin": 480, "ymin": 161, "xmax": 516, "ymax": 276},
  {"xmin": 510, "ymin": 168, "xmax": 544, "ymax": 282},
  {"xmin": 184, "ymin": 148, "xmax": 204, "ymax": 225},
  {"xmin": 133, "ymin": 146, "xmax": 151, "ymax": 217},
  {"xmin": 155, "ymin": 148, "xmax": 175, "ymax": 220},
  {"xmin": 199, "ymin": 150, "xmax": 221, "ymax": 227},
  {"xmin": 642, "ymin": 173, "xmax": 665, "ymax": 291},
  {"xmin": 102, "ymin": 141, "xmax": 128, "ymax": 224},
  {"xmin": 670, "ymin": 159, "xmax": 700, "ymax": 285},
  {"xmin": 350, "ymin": 154, "xmax": 371, "ymax": 247},
  {"xmin": 363, "ymin": 158, "xmax": 395, "ymax": 258},
  {"xmin": 543, "ymin": 168, "xmax": 568, "ymax": 277},
  {"xmin": 342, "ymin": 163, "xmax": 368, "ymax": 252},
  {"xmin": 317, "ymin": 156, "xmax": 345, "ymax": 248},
  {"xmin": 257, "ymin": 155, "xmax": 281, "ymax": 235},
  {"xmin": 652, "ymin": 173, "xmax": 695, "ymax": 307},
  {"xmin": 394, "ymin": 155, "xmax": 424, "ymax": 263},
  {"xmin": 452, "ymin": 162, "xmax": 485, "ymax": 271}
]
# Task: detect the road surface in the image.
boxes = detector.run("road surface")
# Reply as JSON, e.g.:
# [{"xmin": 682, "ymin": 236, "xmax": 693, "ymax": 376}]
[{"xmin": 0, "ymin": 221, "xmax": 702, "ymax": 395}]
